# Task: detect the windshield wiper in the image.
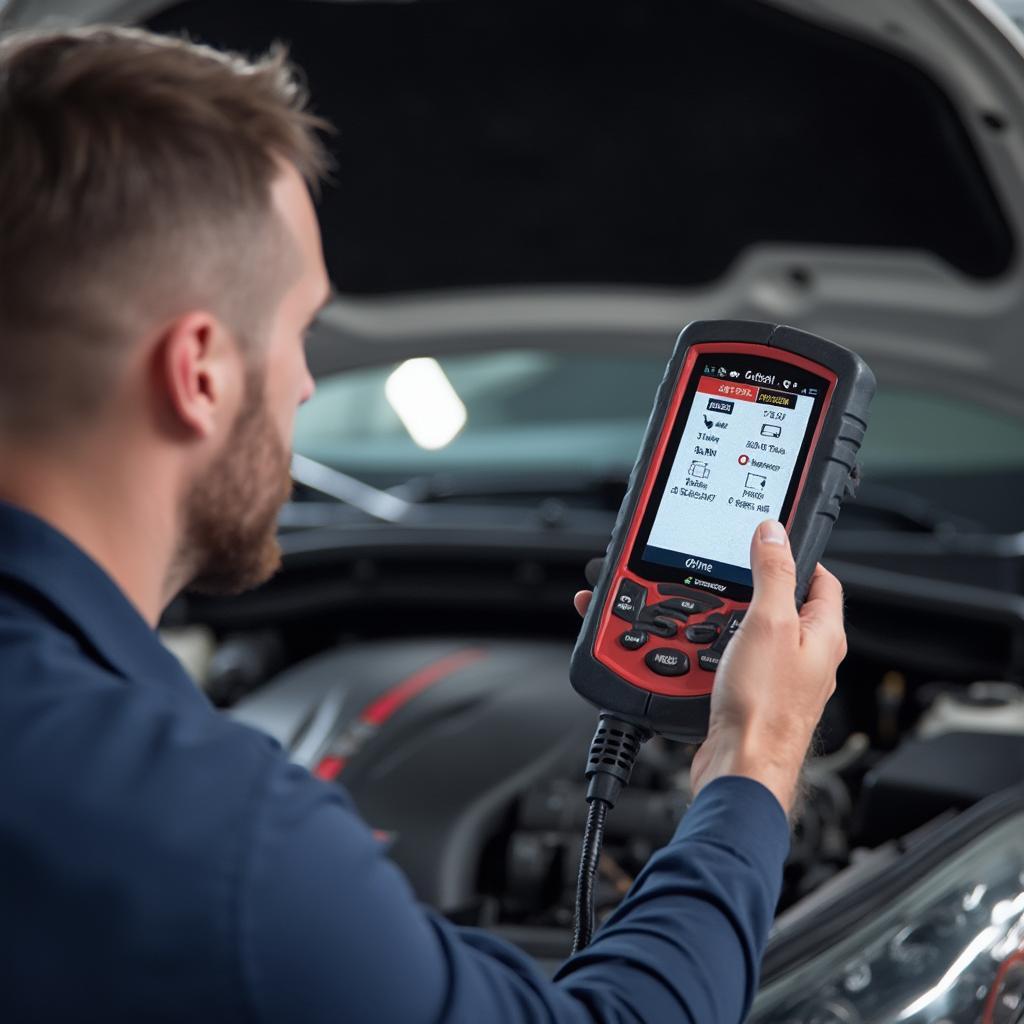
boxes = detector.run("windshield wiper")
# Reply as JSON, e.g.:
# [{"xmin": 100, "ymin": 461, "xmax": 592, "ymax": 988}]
[
  {"xmin": 289, "ymin": 453, "xmax": 413, "ymax": 524},
  {"xmin": 391, "ymin": 469, "xmax": 628, "ymax": 507}
]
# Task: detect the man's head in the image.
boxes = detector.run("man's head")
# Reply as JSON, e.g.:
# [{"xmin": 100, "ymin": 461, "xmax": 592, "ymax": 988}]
[{"xmin": 0, "ymin": 25, "xmax": 333, "ymax": 597}]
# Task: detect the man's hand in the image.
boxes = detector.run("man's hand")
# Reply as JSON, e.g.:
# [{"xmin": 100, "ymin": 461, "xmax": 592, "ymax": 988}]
[
  {"xmin": 573, "ymin": 520, "xmax": 846, "ymax": 816},
  {"xmin": 688, "ymin": 520, "xmax": 845, "ymax": 814}
]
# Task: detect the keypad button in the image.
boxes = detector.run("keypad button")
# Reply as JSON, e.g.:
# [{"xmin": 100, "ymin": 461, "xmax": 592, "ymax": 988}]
[
  {"xmin": 657, "ymin": 585, "xmax": 724, "ymax": 609},
  {"xmin": 611, "ymin": 579, "xmax": 646, "ymax": 622},
  {"xmin": 654, "ymin": 597, "xmax": 705, "ymax": 618},
  {"xmin": 636, "ymin": 610, "xmax": 678, "ymax": 637},
  {"xmin": 645, "ymin": 648, "xmax": 690, "ymax": 676},
  {"xmin": 639, "ymin": 600, "xmax": 694, "ymax": 627},
  {"xmin": 698, "ymin": 650, "xmax": 722, "ymax": 672},
  {"xmin": 619, "ymin": 629, "xmax": 649, "ymax": 650},
  {"xmin": 641, "ymin": 615, "xmax": 678, "ymax": 639},
  {"xmin": 711, "ymin": 612, "xmax": 745, "ymax": 653},
  {"xmin": 685, "ymin": 623, "xmax": 721, "ymax": 645}
]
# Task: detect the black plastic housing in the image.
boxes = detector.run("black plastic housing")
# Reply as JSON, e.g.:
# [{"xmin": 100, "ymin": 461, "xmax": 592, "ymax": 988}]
[{"xmin": 570, "ymin": 320, "xmax": 876, "ymax": 741}]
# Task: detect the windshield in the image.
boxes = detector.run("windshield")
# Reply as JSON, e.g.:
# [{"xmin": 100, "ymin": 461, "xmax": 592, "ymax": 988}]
[
  {"xmin": 294, "ymin": 351, "xmax": 665, "ymax": 485},
  {"xmin": 290, "ymin": 350, "xmax": 1024, "ymax": 528},
  {"xmin": 294, "ymin": 350, "xmax": 1024, "ymax": 494}
]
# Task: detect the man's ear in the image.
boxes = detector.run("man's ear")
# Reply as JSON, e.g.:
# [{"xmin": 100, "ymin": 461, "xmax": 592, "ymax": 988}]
[{"xmin": 157, "ymin": 312, "xmax": 239, "ymax": 439}]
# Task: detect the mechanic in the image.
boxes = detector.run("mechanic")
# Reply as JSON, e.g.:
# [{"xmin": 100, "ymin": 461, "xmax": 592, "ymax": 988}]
[{"xmin": 0, "ymin": 25, "xmax": 847, "ymax": 1024}]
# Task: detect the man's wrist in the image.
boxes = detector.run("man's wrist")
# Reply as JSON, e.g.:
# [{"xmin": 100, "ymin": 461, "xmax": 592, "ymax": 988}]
[
  {"xmin": 720, "ymin": 760, "xmax": 797, "ymax": 817},
  {"xmin": 693, "ymin": 728, "xmax": 804, "ymax": 815}
]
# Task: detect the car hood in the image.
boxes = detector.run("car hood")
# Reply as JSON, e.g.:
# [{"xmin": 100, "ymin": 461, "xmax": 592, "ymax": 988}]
[{"xmin": 7, "ymin": 0, "xmax": 1024, "ymax": 412}]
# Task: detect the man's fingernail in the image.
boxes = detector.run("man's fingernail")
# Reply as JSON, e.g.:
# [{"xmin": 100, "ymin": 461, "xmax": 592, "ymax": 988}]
[{"xmin": 759, "ymin": 520, "xmax": 787, "ymax": 545}]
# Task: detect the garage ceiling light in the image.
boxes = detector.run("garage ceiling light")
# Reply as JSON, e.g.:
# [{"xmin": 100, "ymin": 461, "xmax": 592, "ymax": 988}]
[{"xmin": 385, "ymin": 357, "xmax": 467, "ymax": 450}]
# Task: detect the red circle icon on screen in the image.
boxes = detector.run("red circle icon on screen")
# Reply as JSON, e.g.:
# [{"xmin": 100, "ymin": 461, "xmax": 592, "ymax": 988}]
[{"xmin": 738, "ymin": 455, "xmax": 750, "ymax": 465}]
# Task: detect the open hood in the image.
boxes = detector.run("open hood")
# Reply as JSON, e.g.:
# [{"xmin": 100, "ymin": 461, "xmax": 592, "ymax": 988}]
[{"xmin": 7, "ymin": 0, "xmax": 1024, "ymax": 413}]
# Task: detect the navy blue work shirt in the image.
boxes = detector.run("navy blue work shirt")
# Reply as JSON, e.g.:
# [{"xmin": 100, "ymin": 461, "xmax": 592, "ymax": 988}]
[{"xmin": 0, "ymin": 500, "xmax": 790, "ymax": 1023}]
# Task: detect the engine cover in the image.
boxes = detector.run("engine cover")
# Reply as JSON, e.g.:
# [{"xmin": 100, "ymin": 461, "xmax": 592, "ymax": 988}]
[{"xmin": 230, "ymin": 637, "xmax": 594, "ymax": 910}]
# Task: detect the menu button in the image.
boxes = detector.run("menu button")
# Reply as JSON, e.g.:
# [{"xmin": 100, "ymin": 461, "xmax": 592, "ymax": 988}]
[
  {"xmin": 645, "ymin": 648, "xmax": 690, "ymax": 677},
  {"xmin": 611, "ymin": 579, "xmax": 646, "ymax": 622}
]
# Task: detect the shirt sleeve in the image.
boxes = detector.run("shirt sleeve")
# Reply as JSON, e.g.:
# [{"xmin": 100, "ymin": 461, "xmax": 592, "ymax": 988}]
[{"xmin": 241, "ymin": 765, "xmax": 789, "ymax": 1024}]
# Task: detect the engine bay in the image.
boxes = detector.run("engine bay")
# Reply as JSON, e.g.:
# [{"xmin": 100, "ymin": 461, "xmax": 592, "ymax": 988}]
[{"xmin": 165, "ymin": 508, "xmax": 1024, "ymax": 968}]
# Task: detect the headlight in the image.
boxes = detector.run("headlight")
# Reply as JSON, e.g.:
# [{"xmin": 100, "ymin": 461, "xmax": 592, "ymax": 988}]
[{"xmin": 750, "ymin": 814, "xmax": 1024, "ymax": 1024}]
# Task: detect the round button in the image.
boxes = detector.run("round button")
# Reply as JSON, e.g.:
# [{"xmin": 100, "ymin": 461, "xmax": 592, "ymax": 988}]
[
  {"xmin": 644, "ymin": 648, "xmax": 690, "ymax": 676},
  {"xmin": 619, "ymin": 629, "xmax": 649, "ymax": 650}
]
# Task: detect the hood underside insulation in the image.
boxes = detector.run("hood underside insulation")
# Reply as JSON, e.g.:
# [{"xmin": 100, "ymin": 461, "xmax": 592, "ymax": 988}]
[{"xmin": 147, "ymin": 0, "xmax": 1014, "ymax": 294}]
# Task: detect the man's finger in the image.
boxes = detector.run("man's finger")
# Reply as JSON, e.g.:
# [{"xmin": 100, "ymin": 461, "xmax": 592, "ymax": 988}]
[
  {"xmin": 574, "ymin": 590, "xmax": 592, "ymax": 618},
  {"xmin": 584, "ymin": 558, "xmax": 605, "ymax": 589},
  {"xmin": 747, "ymin": 520, "xmax": 798, "ymax": 622},
  {"xmin": 799, "ymin": 564, "xmax": 845, "ymax": 645}
]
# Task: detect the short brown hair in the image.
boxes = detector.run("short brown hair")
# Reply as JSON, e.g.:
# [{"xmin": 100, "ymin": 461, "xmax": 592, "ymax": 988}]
[{"xmin": 0, "ymin": 24, "xmax": 330, "ymax": 437}]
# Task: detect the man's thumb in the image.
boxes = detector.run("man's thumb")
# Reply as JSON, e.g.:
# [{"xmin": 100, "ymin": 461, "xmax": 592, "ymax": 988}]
[{"xmin": 748, "ymin": 520, "xmax": 798, "ymax": 614}]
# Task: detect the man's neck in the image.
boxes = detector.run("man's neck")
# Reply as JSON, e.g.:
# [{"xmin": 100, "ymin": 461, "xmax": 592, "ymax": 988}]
[{"xmin": 0, "ymin": 442, "xmax": 180, "ymax": 627}]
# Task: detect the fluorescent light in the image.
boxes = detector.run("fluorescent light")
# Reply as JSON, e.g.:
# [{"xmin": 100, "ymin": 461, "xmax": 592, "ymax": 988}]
[{"xmin": 384, "ymin": 358, "xmax": 467, "ymax": 450}]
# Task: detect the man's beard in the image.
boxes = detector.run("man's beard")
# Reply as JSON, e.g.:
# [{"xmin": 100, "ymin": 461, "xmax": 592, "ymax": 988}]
[{"xmin": 180, "ymin": 367, "xmax": 293, "ymax": 596}]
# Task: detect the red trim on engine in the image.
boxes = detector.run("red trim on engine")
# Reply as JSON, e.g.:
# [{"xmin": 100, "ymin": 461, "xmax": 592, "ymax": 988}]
[
  {"xmin": 312, "ymin": 648, "xmax": 487, "ymax": 781},
  {"xmin": 313, "ymin": 755, "xmax": 347, "ymax": 780},
  {"xmin": 359, "ymin": 648, "xmax": 488, "ymax": 726}
]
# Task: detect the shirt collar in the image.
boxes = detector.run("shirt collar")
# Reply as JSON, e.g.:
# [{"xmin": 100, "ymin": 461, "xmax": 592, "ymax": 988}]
[{"xmin": 0, "ymin": 500, "xmax": 198, "ymax": 693}]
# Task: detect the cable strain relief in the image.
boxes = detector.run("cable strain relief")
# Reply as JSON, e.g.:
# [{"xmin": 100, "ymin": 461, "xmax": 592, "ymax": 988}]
[
  {"xmin": 583, "ymin": 712, "xmax": 650, "ymax": 809},
  {"xmin": 585, "ymin": 772, "xmax": 623, "ymax": 806}
]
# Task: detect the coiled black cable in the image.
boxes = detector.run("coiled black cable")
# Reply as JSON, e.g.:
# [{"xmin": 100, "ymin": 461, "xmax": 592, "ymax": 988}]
[
  {"xmin": 571, "ymin": 797, "xmax": 609, "ymax": 953},
  {"xmin": 570, "ymin": 714, "xmax": 650, "ymax": 954}
]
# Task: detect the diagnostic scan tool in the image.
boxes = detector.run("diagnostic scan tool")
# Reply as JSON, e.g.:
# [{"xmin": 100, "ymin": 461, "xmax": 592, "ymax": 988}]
[{"xmin": 570, "ymin": 320, "xmax": 875, "ymax": 742}]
